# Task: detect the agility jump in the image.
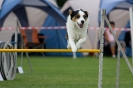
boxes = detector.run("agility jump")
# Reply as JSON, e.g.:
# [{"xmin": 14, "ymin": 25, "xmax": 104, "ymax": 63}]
[{"xmin": 0, "ymin": 49, "xmax": 100, "ymax": 52}]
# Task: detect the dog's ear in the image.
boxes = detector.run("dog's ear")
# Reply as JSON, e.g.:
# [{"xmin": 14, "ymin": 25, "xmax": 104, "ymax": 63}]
[
  {"xmin": 84, "ymin": 11, "xmax": 89, "ymax": 17},
  {"xmin": 69, "ymin": 9, "xmax": 73, "ymax": 15}
]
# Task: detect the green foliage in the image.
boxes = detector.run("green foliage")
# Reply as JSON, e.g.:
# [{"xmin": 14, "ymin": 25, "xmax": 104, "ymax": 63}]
[{"xmin": 0, "ymin": 56, "xmax": 132, "ymax": 88}]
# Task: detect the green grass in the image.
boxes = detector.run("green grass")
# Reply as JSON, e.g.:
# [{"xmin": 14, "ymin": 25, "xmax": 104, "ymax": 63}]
[{"xmin": 0, "ymin": 56, "xmax": 133, "ymax": 88}]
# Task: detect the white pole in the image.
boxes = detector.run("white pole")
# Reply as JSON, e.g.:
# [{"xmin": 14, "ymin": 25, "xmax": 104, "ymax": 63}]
[
  {"xmin": 98, "ymin": 9, "xmax": 105, "ymax": 88},
  {"xmin": 116, "ymin": 47, "xmax": 120, "ymax": 88},
  {"xmin": 15, "ymin": 17, "xmax": 18, "ymax": 58},
  {"xmin": 129, "ymin": 8, "xmax": 133, "ymax": 68}
]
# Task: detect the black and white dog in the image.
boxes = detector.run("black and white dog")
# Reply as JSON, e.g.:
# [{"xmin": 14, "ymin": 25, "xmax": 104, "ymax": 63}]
[{"xmin": 66, "ymin": 9, "xmax": 89, "ymax": 53}]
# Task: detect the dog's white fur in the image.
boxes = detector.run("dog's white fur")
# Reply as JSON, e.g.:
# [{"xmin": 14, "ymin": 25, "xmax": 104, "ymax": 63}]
[{"xmin": 66, "ymin": 9, "xmax": 89, "ymax": 52}]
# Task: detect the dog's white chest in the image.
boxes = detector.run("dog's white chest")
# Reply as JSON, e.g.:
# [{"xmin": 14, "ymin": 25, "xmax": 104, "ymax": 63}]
[{"xmin": 74, "ymin": 34, "xmax": 80, "ymax": 41}]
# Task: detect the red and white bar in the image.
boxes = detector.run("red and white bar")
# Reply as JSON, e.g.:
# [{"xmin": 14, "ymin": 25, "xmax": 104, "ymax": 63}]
[{"xmin": 0, "ymin": 26, "xmax": 130, "ymax": 31}]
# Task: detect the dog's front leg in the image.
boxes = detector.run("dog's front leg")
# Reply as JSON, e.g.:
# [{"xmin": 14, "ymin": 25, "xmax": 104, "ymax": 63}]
[
  {"xmin": 69, "ymin": 39, "xmax": 77, "ymax": 52},
  {"xmin": 76, "ymin": 37, "xmax": 86, "ymax": 49}
]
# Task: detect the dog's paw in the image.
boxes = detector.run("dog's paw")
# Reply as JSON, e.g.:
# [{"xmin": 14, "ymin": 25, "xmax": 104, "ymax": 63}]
[
  {"xmin": 67, "ymin": 44, "xmax": 71, "ymax": 49},
  {"xmin": 67, "ymin": 46, "xmax": 71, "ymax": 49},
  {"xmin": 76, "ymin": 44, "xmax": 81, "ymax": 49},
  {"xmin": 72, "ymin": 47, "xmax": 77, "ymax": 52}
]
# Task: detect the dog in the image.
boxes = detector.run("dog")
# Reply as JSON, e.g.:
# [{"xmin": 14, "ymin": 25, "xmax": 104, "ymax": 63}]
[{"xmin": 66, "ymin": 9, "xmax": 89, "ymax": 52}]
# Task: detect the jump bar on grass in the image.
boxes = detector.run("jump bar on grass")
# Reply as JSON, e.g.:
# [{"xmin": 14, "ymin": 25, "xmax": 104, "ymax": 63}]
[{"xmin": 0, "ymin": 49, "xmax": 100, "ymax": 52}]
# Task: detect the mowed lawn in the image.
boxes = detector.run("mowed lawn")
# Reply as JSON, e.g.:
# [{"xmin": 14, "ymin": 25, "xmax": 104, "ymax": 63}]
[{"xmin": 0, "ymin": 56, "xmax": 133, "ymax": 88}]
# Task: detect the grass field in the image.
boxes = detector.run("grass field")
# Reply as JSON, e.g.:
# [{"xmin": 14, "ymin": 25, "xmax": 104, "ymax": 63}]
[{"xmin": 0, "ymin": 56, "xmax": 133, "ymax": 88}]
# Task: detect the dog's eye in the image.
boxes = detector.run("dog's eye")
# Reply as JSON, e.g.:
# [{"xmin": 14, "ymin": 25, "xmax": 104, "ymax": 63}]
[
  {"xmin": 76, "ymin": 15, "xmax": 80, "ymax": 18},
  {"xmin": 83, "ymin": 15, "xmax": 87, "ymax": 18}
]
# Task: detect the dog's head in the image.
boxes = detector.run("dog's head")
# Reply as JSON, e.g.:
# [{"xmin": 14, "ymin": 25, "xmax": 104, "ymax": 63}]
[{"xmin": 69, "ymin": 9, "xmax": 88, "ymax": 28}]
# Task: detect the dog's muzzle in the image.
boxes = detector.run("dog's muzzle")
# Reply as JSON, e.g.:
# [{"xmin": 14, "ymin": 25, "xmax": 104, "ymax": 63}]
[
  {"xmin": 77, "ymin": 20, "xmax": 84, "ymax": 28},
  {"xmin": 77, "ymin": 23, "xmax": 84, "ymax": 28}
]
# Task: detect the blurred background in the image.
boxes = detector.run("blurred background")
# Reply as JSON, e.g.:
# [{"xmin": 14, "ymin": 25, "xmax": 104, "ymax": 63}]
[{"xmin": 0, "ymin": 0, "xmax": 133, "ymax": 57}]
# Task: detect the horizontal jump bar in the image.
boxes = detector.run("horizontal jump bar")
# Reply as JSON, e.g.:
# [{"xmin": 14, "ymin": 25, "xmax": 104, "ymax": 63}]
[{"xmin": 0, "ymin": 49, "xmax": 100, "ymax": 52}]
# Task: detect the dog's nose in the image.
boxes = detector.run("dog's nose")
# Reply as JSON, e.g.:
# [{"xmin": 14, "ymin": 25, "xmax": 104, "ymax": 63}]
[{"xmin": 81, "ymin": 20, "xmax": 84, "ymax": 24}]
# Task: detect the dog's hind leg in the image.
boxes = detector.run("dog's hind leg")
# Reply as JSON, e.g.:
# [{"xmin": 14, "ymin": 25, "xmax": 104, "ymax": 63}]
[{"xmin": 73, "ymin": 52, "xmax": 77, "ymax": 59}]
